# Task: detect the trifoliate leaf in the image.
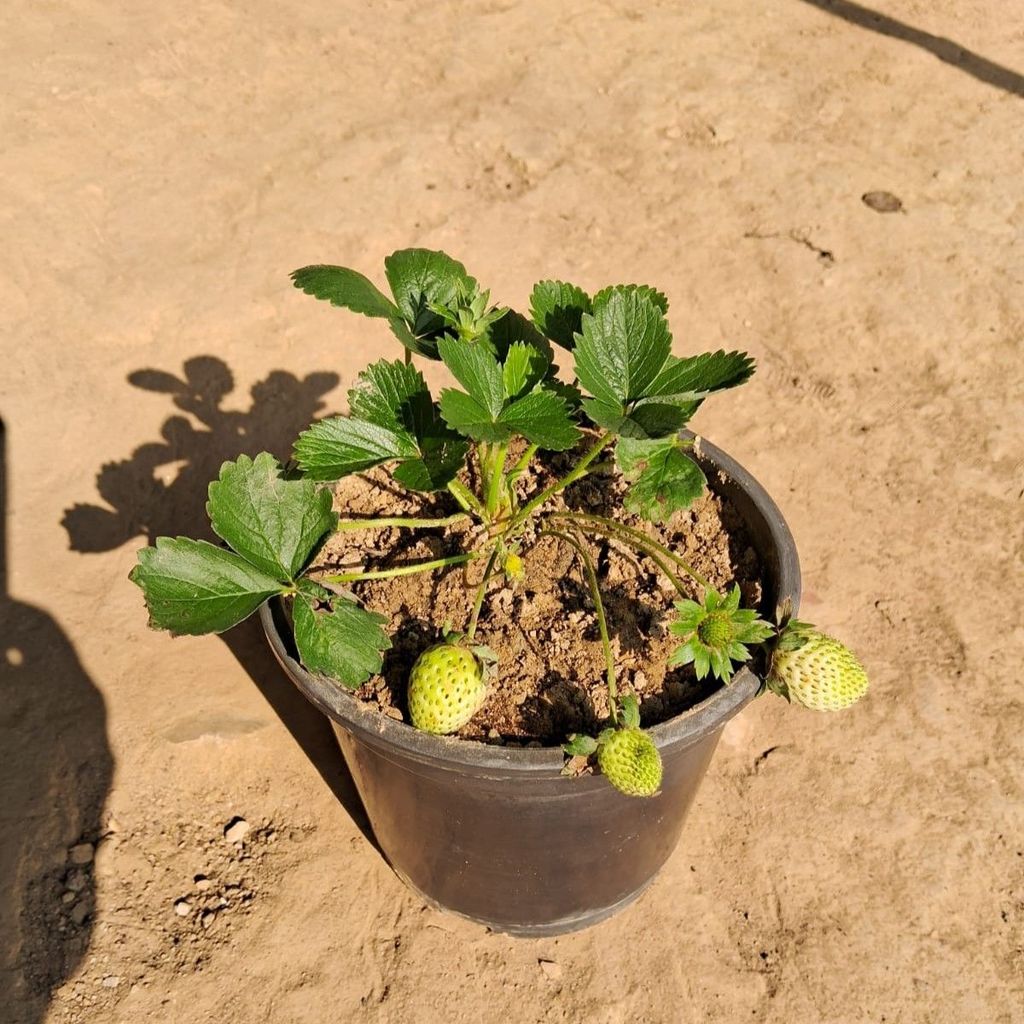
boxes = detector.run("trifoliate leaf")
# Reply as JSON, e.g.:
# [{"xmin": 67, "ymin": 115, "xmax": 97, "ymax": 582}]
[
  {"xmin": 484, "ymin": 308, "xmax": 555, "ymax": 364},
  {"xmin": 384, "ymin": 248, "xmax": 477, "ymax": 339},
  {"xmin": 206, "ymin": 453, "xmax": 336, "ymax": 582},
  {"xmin": 497, "ymin": 388, "xmax": 581, "ymax": 451},
  {"xmin": 437, "ymin": 336, "xmax": 505, "ymax": 419},
  {"xmin": 438, "ymin": 390, "xmax": 512, "ymax": 443},
  {"xmin": 290, "ymin": 265, "xmax": 399, "ymax": 319},
  {"xmin": 292, "ymin": 592, "xmax": 391, "ymax": 689},
  {"xmin": 502, "ymin": 341, "xmax": 549, "ymax": 399},
  {"xmin": 617, "ymin": 438, "xmax": 706, "ymax": 522},
  {"xmin": 592, "ymin": 283, "xmax": 669, "ymax": 315},
  {"xmin": 645, "ymin": 350, "xmax": 755, "ymax": 400},
  {"xmin": 130, "ymin": 538, "xmax": 286, "ymax": 635},
  {"xmin": 529, "ymin": 280, "xmax": 592, "ymax": 350},
  {"xmin": 347, "ymin": 359, "xmax": 434, "ymax": 437},
  {"xmin": 346, "ymin": 359, "xmax": 468, "ymax": 491},
  {"xmin": 574, "ymin": 291, "xmax": 672, "ymax": 407},
  {"xmin": 294, "ymin": 417, "xmax": 419, "ymax": 480}
]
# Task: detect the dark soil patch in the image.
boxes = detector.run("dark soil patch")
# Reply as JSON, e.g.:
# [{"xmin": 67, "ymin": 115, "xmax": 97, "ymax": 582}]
[{"xmin": 306, "ymin": 443, "xmax": 763, "ymax": 746}]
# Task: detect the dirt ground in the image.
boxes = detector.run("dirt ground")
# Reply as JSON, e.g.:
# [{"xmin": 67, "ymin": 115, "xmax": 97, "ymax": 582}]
[{"xmin": 2, "ymin": 1, "xmax": 1022, "ymax": 1022}]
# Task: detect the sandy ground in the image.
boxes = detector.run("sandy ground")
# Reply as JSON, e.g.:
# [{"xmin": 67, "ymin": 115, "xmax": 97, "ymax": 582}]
[{"xmin": 2, "ymin": 1, "xmax": 1023, "ymax": 1021}]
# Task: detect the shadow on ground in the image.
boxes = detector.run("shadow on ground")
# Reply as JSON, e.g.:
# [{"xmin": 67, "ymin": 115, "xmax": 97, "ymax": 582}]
[
  {"xmin": 1, "ymin": 420, "xmax": 114, "ymax": 1024},
  {"xmin": 61, "ymin": 359, "xmax": 379, "ymax": 852},
  {"xmin": 796, "ymin": 0, "xmax": 1024, "ymax": 98}
]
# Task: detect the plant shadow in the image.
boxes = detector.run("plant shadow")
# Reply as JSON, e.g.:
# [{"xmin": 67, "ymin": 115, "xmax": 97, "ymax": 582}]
[
  {"xmin": 519, "ymin": 671, "xmax": 601, "ymax": 741},
  {"xmin": 60, "ymin": 358, "xmax": 382, "ymax": 854}
]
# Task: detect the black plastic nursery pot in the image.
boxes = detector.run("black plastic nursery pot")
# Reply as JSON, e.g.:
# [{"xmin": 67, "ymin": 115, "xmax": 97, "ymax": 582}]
[{"xmin": 260, "ymin": 435, "xmax": 800, "ymax": 937}]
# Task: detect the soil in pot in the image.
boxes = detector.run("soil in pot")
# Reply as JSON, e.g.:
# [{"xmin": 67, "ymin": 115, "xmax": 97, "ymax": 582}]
[{"xmin": 307, "ymin": 441, "xmax": 764, "ymax": 746}]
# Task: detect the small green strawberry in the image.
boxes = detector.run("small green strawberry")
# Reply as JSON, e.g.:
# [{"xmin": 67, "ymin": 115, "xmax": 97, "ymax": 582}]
[
  {"xmin": 408, "ymin": 642, "xmax": 487, "ymax": 734},
  {"xmin": 597, "ymin": 727, "xmax": 663, "ymax": 798},
  {"xmin": 767, "ymin": 622, "xmax": 868, "ymax": 711}
]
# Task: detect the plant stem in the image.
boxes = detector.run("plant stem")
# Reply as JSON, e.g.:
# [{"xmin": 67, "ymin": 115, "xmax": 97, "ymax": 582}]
[
  {"xmin": 447, "ymin": 478, "xmax": 486, "ymax": 518},
  {"xmin": 335, "ymin": 513, "xmax": 470, "ymax": 532},
  {"xmin": 540, "ymin": 527, "xmax": 619, "ymax": 725},
  {"xmin": 509, "ymin": 432, "xmax": 613, "ymax": 530},
  {"xmin": 551, "ymin": 511, "xmax": 711, "ymax": 590},
  {"xmin": 507, "ymin": 442, "xmax": 539, "ymax": 483},
  {"xmin": 465, "ymin": 546, "xmax": 499, "ymax": 642},
  {"xmin": 484, "ymin": 442, "xmax": 509, "ymax": 518},
  {"xmin": 320, "ymin": 551, "xmax": 475, "ymax": 584}
]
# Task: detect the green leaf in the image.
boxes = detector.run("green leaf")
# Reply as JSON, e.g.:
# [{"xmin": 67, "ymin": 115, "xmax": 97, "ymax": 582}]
[
  {"xmin": 592, "ymin": 283, "xmax": 669, "ymax": 315},
  {"xmin": 206, "ymin": 453, "xmax": 336, "ymax": 581},
  {"xmin": 294, "ymin": 417, "xmax": 419, "ymax": 480},
  {"xmin": 544, "ymin": 377, "xmax": 584, "ymax": 409},
  {"xmin": 392, "ymin": 432, "xmax": 470, "ymax": 490},
  {"xmin": 484, "ymin": 308, "xmax": 555, "ymax": 364},
  {"xmin": 437, "ymin": 390, "xmax": 511, "ymax": 443},
  {"xmin": 529, "ymin": 280, "xmax": 592, "ymax": 350},
  {"xmin": 646, "ymin": 351, "xmax": 755, "ymax": 400},
  {"xmin": 437, "ymin": 336, "xmax": 505, "ymax": 418},
  {"xmin": 617, "ymin": 438, "xmax": 706, "ymax": 522},
  {"xmin": 290, "ymin": 265, "xmax": 399, "ymax": 319},
  {"xmin": 574, "ymin": 291, "xmax": 672, "ymax": 407},
  {"xmin": 502, "ymin": 341, "xmax": 549, "ymax": 399},
  {"xmin": 292, "ymin": 593, "xmax": 391, "ymax": 689},
  {"xmin": 347, "ymin": 360, "xmax": 434, "ymax": 437},
  {"xmin": 582, "ymin": 398, "xmax": 699, "ymax": 439},
  {"xmin": 384, "ymin": 248, "xmax": 477, "ymax": 339},
  {"xmin": 130, "ymin": 538, "xmax": 286, "ymax": 635},
  {"xmin": 346, "ymin": 359, "xmax": 468, "ymax": 491},
  {"xmin": 563, "ymin": 734, "xmax": 598, "ymax": 757},
  {"xmin": 497, "ymin": 389, "xmax": 581, "ymax": 451},
  {"xmin": 386, "ymin": 315, "xmax": 437, "ymax": 359}
]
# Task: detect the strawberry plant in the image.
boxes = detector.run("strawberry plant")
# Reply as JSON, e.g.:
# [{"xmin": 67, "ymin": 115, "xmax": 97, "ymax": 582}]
[{"xmin": 131, "ymin": 248, "xmax": 867, "ymax": 798}]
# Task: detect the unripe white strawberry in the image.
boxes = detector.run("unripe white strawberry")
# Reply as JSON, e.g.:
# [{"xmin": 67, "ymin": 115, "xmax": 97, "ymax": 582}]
[
  {"xmin": 407, "ymin": 643, "xmax": 486, "ymax": 734},
  {"xmin": 597, "ymin": 727, "xmax": 663, "ymax": 798},
  {"xmin": 768, "ymin": 627, "xmax": 867, "ymax": 711}
]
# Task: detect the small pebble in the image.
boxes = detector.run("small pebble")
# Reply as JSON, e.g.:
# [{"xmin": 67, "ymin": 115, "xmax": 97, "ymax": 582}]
[
  {"xmin": 101, "ymin": 976, "xmax": 120, "ymax": 989},
  {"xmin": 68, "ymin": 843, "xmax": 95, "ymax": 865},
  {"xmin": 861, "ymin": 190, "xmax": 904, "ymax": 213},
  {"xmin": 194, "ymin": 875, "xmax": 212, "ymax": 891},
  {"xmin": 538, "ymin": 958, "xmax": 563, "ymax": 980},
  {"xmin": 62, "ymin": 892, "xmax": 77, "ymax": 905},
  {"xmin": 223, "ymin": 818, "xmax": 249, "ymax": 844},
  {"xmin": 66, "ymin": 869, "xmax": 88, "ymax": 893},
  {"xmin": 173, "ymin": 899, "xmax": 191, "ymax": 917},
  {"xmin": 70, "ymin": 903, "xmax": 90, "ymax": 926}
]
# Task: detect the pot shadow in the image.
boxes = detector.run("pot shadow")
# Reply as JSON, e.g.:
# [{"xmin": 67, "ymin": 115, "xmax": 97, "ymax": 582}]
[
  {"xmin": 60, "ymin": 358, "xmax": 381, "ymax": 853},
  {"xmin": 1, "ymin": 419, "xmax": 114, "ymax": 1024}
]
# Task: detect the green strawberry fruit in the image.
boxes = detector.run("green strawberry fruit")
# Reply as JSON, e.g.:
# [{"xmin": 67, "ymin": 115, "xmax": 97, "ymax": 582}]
[
  {"xmin": 768, "ymin": 629, "xmax": 868, "ymax": 711},
  {"xmin": 597, "ymin": 727, "xmax": 663, "ymax": 798},
  {"xmin": 408, "ymin": 643, "xmax": 486, "ymax": 734}
]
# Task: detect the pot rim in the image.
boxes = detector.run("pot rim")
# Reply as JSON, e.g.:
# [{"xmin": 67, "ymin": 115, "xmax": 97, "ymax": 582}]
[{"xmin": 259, "ymin": 433, "xmax": 800, "ymax": 772}]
